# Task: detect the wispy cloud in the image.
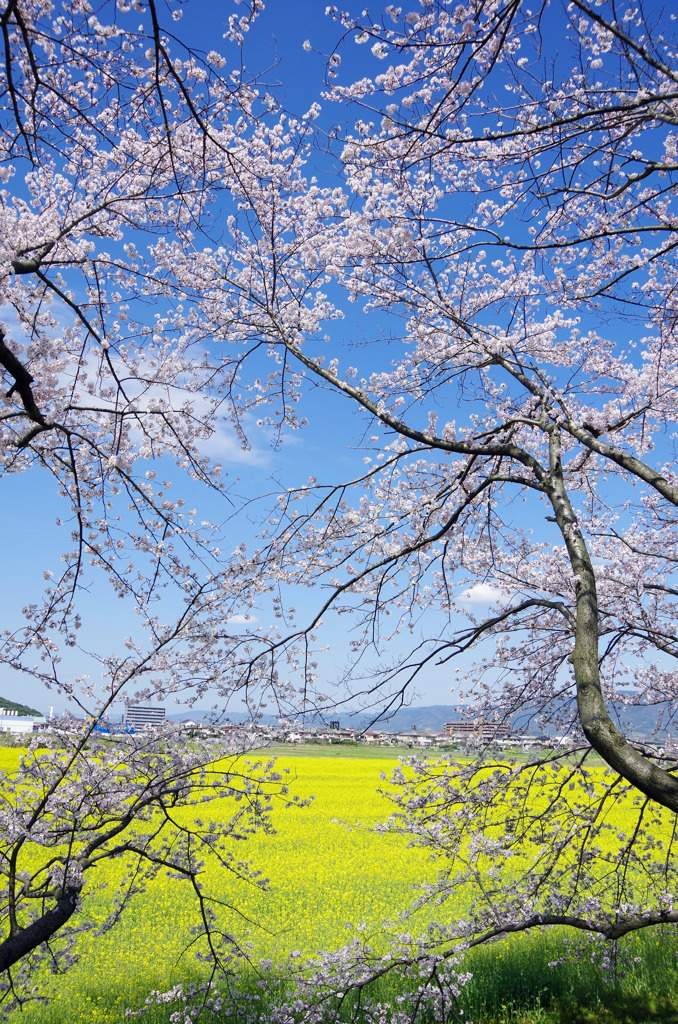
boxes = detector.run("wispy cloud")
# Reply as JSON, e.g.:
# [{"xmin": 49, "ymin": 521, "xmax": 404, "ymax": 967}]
[{"xmin": 197, "ymin": 419, "xmax": 269, "ymax": 465}]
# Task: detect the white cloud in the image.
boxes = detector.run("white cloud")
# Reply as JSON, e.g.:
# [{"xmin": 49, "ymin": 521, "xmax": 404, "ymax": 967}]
[
  {"xmin": 458, "ymin": 583, "xmax": 507, "ymax": 605},
  {"xmin": 225, "ymin": 614, "xmax": 259, "ymax": 625}
]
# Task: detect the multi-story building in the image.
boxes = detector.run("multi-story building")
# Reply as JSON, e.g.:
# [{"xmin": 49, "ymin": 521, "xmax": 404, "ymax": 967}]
[{"xmin": 124, "ymin": 704, "xmax": 166, "ymax": 730}]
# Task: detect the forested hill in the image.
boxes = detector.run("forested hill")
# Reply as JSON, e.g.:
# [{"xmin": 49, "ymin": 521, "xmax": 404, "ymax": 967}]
[{"xmin": 0, "ymin": 697, "xmax": 42, "ymax": 717}]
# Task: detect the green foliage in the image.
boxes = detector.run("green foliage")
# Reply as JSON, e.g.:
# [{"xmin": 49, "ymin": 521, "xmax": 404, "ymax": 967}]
[{"xmin": 0, "ymin": 697, "xmax": 42, "ymax": 717}]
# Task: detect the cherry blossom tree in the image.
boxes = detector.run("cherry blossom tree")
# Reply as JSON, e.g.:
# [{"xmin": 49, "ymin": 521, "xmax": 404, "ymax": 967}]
[
  {"xmin": 3, "ymin": 0, "xmax": 678, "ymax": 1017},
  {"xmin": 0, "ymin": 0, "xmax": 300, "ymax": 1010},
  {"xmin": 158, "ymin": 0, "xmax": 678, "ymax": 1015}
]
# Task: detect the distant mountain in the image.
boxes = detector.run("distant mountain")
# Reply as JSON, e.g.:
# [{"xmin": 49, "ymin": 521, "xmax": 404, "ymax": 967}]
[
  {"xmin": 166, "ymin": 707, "xmax": 454, "ymax": 731},
  {"xmin": 169, "ymin": 705, "xmax": 476, "ymax": 734},
  {"xmin": 356, "ymin": 705, "xmax": 460, "ymax": 733},
  {"xmin": 0, "ymin": 697, "xmax": 42, "ymax": 717},
  {"xmin": 168, "ymin": 701, "xmax": 676, "ymax": 740},
  {"xmin": 167, "ymin": 710, "xmax": 278, "ymax": 726},
  {"xmin": 614, "ymin": 702, "xmax": 676, "ymax": 739},
  {"xmin": 507, "ymin": 700, "xmax": 676, "ymax": 740}
]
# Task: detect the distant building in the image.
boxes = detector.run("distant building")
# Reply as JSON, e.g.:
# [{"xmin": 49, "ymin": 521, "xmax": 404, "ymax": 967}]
[
  {"xmin": 0, "ymin": 717, "xmax": 37, "ymax": 735},
  {"xmin": 392, "ymin": 731, "xmax": 438, "ymax": 747},
  {"xmin": 124, "ymin": 704, "xmax": 166, "ymax": 730},
  {"xmin": 444, "ymin": 720, "xmax": 511, "ymax": 741}
]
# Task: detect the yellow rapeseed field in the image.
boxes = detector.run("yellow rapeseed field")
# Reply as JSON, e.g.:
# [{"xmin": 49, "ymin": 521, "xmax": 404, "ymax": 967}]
[
  {"xmin": 2, "ymin": 746, "xmax": 677, "ymax": 1024},
  {"xmin": 6, "ymin": 749, "xmax": 440, "ymax": 1024}
]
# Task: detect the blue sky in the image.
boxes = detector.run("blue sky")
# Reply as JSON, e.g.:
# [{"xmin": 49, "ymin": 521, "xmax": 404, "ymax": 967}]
[{"xmin": 0, "ymin": 0, "xmax": 569, "ymax": 718}]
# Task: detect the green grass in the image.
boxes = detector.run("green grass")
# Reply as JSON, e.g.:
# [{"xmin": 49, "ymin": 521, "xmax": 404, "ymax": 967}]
[
  {"xmin": 455, "ymin": 929, "xmax": 678, "ymax": 1024},
  {"xmin": 260, "ymin": 742, "xmax": 453, "ymax": 758},
  {"xmin": 58, "ymin": 928, "xmax": 678, "ymax": 1024}
]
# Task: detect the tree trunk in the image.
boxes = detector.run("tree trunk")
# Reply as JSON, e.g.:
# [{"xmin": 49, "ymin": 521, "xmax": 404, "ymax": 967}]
[
  {"xmin": 0, "ymin": 887, "xmax": 80, "ymax": 973},
  {"xmin": 548, "ymin": 469, "xmax": 678, "ymax": 813}
]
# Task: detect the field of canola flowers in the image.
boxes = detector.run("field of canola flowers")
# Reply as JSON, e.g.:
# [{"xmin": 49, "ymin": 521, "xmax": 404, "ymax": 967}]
[
  {"xmin": 5, "ymin": 747, "xmax": 443, "ymax": 1024},
  {"xmin": 4, "ymin": 745, "xmax": 678, "ymax": 1024}
]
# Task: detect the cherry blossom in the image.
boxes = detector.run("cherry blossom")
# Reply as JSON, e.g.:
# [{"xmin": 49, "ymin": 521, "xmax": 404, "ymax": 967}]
[{"xmin": 3, "ymin": 0, "xmax": 678, "ymax": 1015}]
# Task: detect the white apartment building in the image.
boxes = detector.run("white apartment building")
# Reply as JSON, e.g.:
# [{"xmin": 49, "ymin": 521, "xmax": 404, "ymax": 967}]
[{"xmin": 124, "ymin": 704, "xmax": 167, "ymax": 730}]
